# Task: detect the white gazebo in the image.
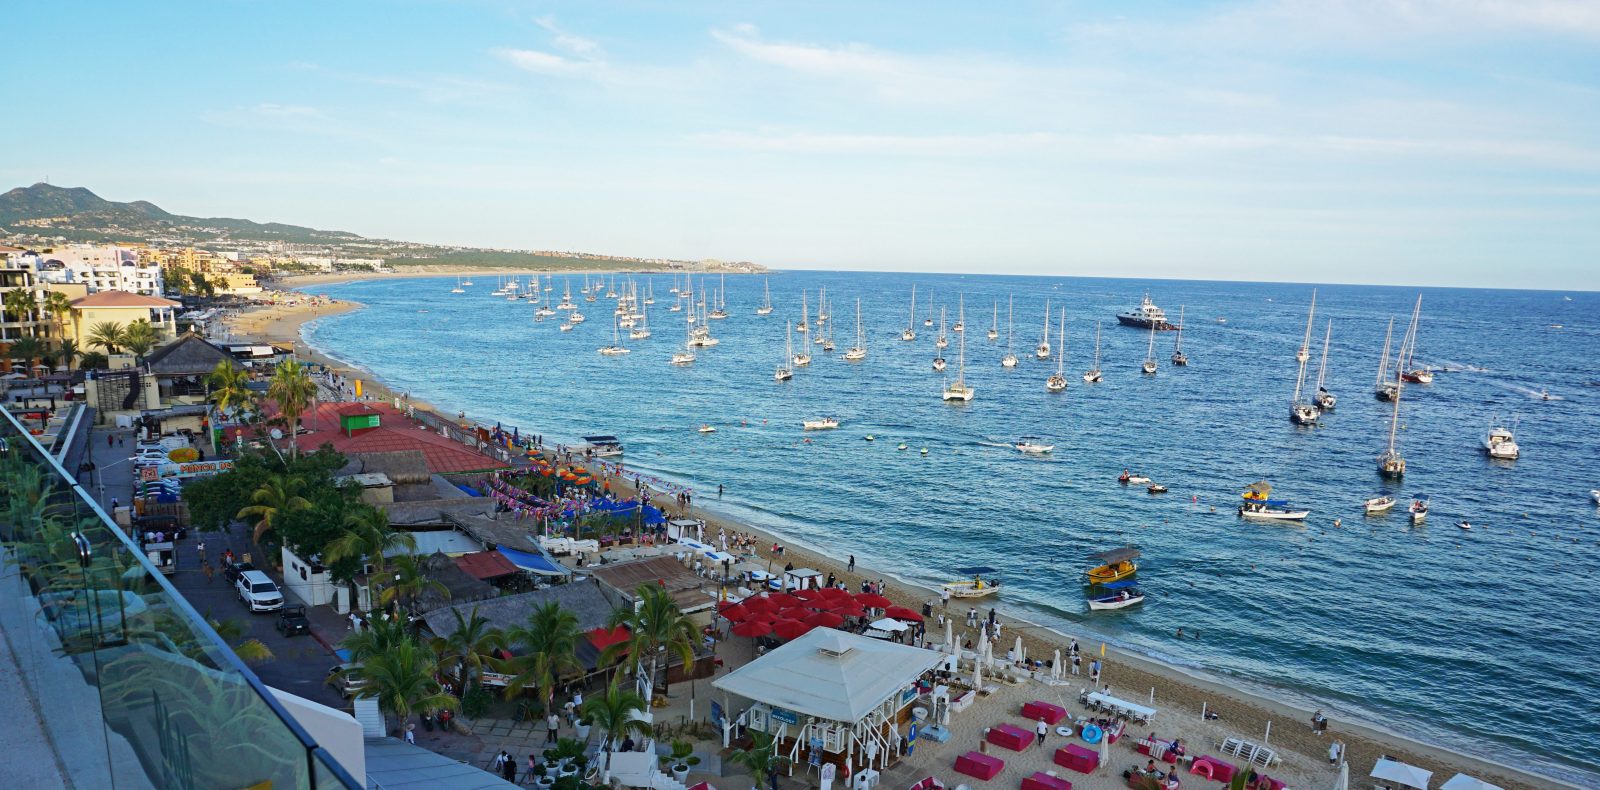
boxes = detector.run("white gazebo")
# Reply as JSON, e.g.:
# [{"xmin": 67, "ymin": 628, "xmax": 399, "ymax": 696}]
[
  {"xmin": 1372, "ymin": 758, "xmax": 1433, "ymax": 790},
  {"xmin": 714, "ymin": 628, "xmax": 943, "ymax": 776},
  {"xmin": 1439, "ymin": 775, "xmax": 1503, "ymax": 790}
]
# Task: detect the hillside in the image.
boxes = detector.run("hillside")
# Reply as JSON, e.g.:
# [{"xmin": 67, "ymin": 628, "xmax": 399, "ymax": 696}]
[{"xmin": 0, "ymin": 182, "xmax": 362, "ymax": 244}]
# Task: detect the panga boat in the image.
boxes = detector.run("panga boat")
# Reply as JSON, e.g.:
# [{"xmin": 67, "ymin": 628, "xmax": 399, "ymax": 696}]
[
  {"xmin": 802, "ymin": 417, "xmax": 840, "ymax": 431},
  {"xmin": 1087, "ymin": 581, "xmax": 1144, "ymax": 611},
  {"xmin": 1015, "ymin": 436, "xmax": 1054, "ymax": 454},
  {"xmin": 1086, "ymin": 547, "xmax": 1140, "ymax": 585},
  {"xmin": 698, "ymin": 425, "xmax": 716, "ymax": 434},
  {"xmin": 941, "ymin": 566, "xmax": 1002, "ymax": 599},
  {"xmin": 1147, "ymin": 483, "xmax": 1168, "ymax": 494},
  {"xmin": 1238, "ymin": 500, "xmax": 1310, "ymax": 521},
  {"xmin": 1118, "ymin": 470, "xmax": 1151, "ymax": 485},
  {"xmin": 1457, "ymin": 520, "xmax": 1473, "ymax": 531},
  {"xmin": 1410, "ymin": 495, "xmax": 1429, "ymax": 524},
  {"xmin": 1364, "ymin": 495, "xmax": 1397, "ymax": 514}
]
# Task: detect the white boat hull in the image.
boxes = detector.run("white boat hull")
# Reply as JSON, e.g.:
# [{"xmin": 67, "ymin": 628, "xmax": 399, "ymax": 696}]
[
  {"xmin": 1364, "ymin": 496, "xmax": 1396, "ymax": 513},
  {"xmin": 1239, "ymin": 507, "xmax": 1310, "ymax": 521},
  {"xmin": 1088, "ymin": 594, "xmax": 1144, "ymax": 611},
  {"xmin": 941, "ymin": 582, "xmax": 1001, "ymax": 599}
]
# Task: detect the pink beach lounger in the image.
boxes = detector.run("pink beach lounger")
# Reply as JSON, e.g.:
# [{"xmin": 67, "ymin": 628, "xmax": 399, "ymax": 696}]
[
  {"xmin": 955, "ymin": 751, "xmax": 1005, "ymax": 781},
  {"xmin": 1021, "ymin": 772, "xmax": 1072, "ymax": 790},
  {"xmin": 1022, "ymin": 700, "xmax": 1067, "ymax": 725},
  {"xmin": 1053, "ymin": 744, "xmax": 1099, "ymax": 775},
  {"xmin": 987, "ymin": 723, "xmax": 1035, "ymax": 751},
  {"xmin": 1188, "ymin": 756, "xmax": 1237, "ymax": 784}
]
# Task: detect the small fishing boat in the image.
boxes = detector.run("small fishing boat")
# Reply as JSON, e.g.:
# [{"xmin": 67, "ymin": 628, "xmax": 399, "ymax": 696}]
[
  {"xmin": 803, "ymin": 417, "xmax": 840, "ymax": 430},
  {"xmin": 1238, "ymin": 500, "xmax": 1311, "ymax": 521},
  {"xmin": 897, "ymin": 443, "xmax": 908, "ymax": 451},
  {"xmin": 863, "ymin": 435, "xmax": 874, "ymax": 441},
  {"xmin": 1087, "ymin": 581, "xmax": 1144, "ymax": 611},
  {"xmin": 1457, "ymin": 520, "xmax": 1472, "ymax": 531},
  {"xmin": 1015, "ymin": 436, "xmax": 1054, "ymax": 454},
  {"xmin": 1046, "ymin": 307, "xmax": 1068, "ymax": 392},
  {"xmin": 1364, "ymin": 495, "xmax": 1397, "ymax": 514},
  {"xmin": 920, "ymin": 447, "xmax": 929, "ymax": 455},
  {"xmin": 1147, "ymin": 483, "xmax": 1168, "ymax": 494},
  {"xmin": 1086, "ymin": 547, "xmax": 1140, "ymax": 585},
  {"xmin": 941, "ymin": 566, "xmax": 1002, "ymax": 598},
  {"xmin": 698, "ymin": 425, "xmax": 716, "ymax": 434},
  {"xmin": 1118, "ymin": 470, "xmax": 1151, "ymax": 485},
  {"xmin": 1484, "ymin": 426, "xmax": 1519, "ymax": 459},
  {"xmin": 1083, "ymin": 321, "xmax": 1103, "ymax": 383},
  {"xmin": 1410, "ymin": 495, "xmax": 1429, "ymax": 524},
  {"xmin": 1170, "ymin": 306, "xmax": 1188, "ymax": 365},
  {"xmin": 1590, "ymin": 489, "xmax": 1600, "ymax": 506}
]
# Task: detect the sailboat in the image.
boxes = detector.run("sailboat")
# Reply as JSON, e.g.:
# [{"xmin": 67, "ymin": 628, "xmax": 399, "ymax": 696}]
[
  {"xmin": 668, "ymin": 273, "xmax": 679, "ymax": 294},
  {"xmin": 821, "ymin": 310, "xmax": 836, "ymax": 352},
  {"xmin": 670, "ymin": 292, "xmax": 683, "ymax": 313},
  {"xmin": 1375, "ymin": 318, "xmax": 1398, "ymax": 400},
  {"xmin": 1170, "ymin": 306, "xmax": 1188, "ymax": 365},
  {"xmin": 816, "ymin": 285, "xmax": 829, "ymax": 323},
  {"xmin": 1140, "ymin": 317, "xmax": 1157, "ymax": 374},
  {"xmin": 709, "ymin": 273, "xmax": 729, "ymax": 319},
  {"xmin": 568, "ymin": 308, "xmax": 585, "ymax": 324},
  {"xmin": 1378, "ymin": 296, "xmax": 1423, "ymax": 478},
  {"xmin": 629, "ymin": 306, "xmax": 651, "ymax": 339},
  {"xmin": 797, "ymin": 292, "xmax": 810, "ymax": 334},
  {"xmin": 757, "ymin": 279, "xmax": 774, "ymax": 315},
  {"xmin": 450, "ymin": 276, "xmax": 465, "ymax": 294},
  {"xmin": 557, "ymin": 279, "xmax": 576, "ymax": 310},
  {"xmin": 1290, "ymin": 290, "xmax": 1319, "ymax": 425},
  {"xmin": 1035, "ymin": 299, "xmax": 1052, "ymax": 359},
  {"xmin": 644, "ymin": 279, "xmax": 655, "ymax": 306},
  {"xmin": 1002, "ymin": 295, "xmax": 1018, "ymax": 368},
  {"xmin": 605, "ymin": 277, "xmax": 618, "ymax": 298},
  {"xmin": 792, "ymin": 310, "xmax": 812, "ymax": 365},
  {"xmin": 901, "ymin": 286, "xmax": 918, "ymax": 341},
  {"xmin": 935, "ymin": 307, "xmax": 949, "ymax": 349},
  {"xmin": 953, "ymin": 295, "xmax": 965, "ymax": 333},
  {"xmin": 670, "ymin": 311, "xmax": 696, "ymax": 365},
  {"xmin": 1400, "ymin": 303, "xmax": 1432, "ymax": 384},
  {"xmin": 924, "ymin": 291, "xmax": 935, "ymax": 327},
  {"xmin": 942, "ymin": 327, "xmax": 974, "ymax": 401},
  {"xmin": 844, "ymin": 298, "xmax": 867, "ymax": 360},
  {"xmin": 987, "ymin": 302, "xmax": 999, "ymax": 340},
  {"xmin": 599, "ymin": 314, "xmax": 630, "ymax": 355},
  {"xmin": 1083, "ymin": 321, "xmax": 1103, "ymax": 383},
  {"xmin": 1046, "ymin": 307, "xmax": 1068, "ymax": 392},
  {"xmin": 776, "ymin": 323, "xmax": 795, "ymax": 380},
  {"xmin": 1314, "ymin": 320, "xmax": 1336, "ymax": 411}
]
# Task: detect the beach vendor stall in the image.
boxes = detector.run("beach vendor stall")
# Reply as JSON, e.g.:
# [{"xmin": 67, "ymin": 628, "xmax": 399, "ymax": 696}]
[{"xmin": 714, "ymin": 629, "xmax": 943, "ymax": 779}]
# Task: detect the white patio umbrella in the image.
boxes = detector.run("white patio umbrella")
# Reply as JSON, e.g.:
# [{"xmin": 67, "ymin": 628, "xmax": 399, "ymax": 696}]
[
  {"xmin": 944, "ymin": 618, "xmax": 954, "ymax": 652},
  {"xmin": 1097, "ymin": 727, "xmax": 1109, "ymax": 774},
  {"xmin": 1439, "ymin": 775, "xmax": 1503, "ymax": 790},
  {"xmin": 1332, "ymin": 761, "xmax": 1349, "ymax": 790},
  {"xmin": 973, "ymin": 660, "xmax": 984, "ymax": 690},
  {"xmin": 1372, "ymin": 757, "xmax": 1433, "ymax": 789},
  {"xmin": 1014, "ymin": 636, "xmax": 1024, "ymax": 664},
  {"xmin": 1052, "ymin": 649, "xmax": 1062, "ymax": 680}
]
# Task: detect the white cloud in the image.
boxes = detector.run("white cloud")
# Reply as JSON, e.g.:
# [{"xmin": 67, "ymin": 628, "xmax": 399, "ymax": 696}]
[
  {"xmin": 535, "ymin": 16, "xmax": 601, "ymax": 56},
  {"xmin": 493, "ymin": 47, "xmax": 597, "ymax": 77}
]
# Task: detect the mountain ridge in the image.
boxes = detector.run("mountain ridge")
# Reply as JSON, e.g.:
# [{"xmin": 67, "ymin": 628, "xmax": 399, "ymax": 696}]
[{"xmin": 0, "ymin": 182, "xmax": 361, "ymax": 243}]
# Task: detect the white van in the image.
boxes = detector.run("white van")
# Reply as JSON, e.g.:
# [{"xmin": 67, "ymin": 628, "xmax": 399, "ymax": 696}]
[{"xmin": 235, "ymin": 570, "xmax": 285, "ymax": 612}]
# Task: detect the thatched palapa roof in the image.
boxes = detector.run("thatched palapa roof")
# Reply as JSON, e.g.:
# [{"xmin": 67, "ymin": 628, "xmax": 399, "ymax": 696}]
[
  {"xmin": 341, "ymin": 450, "xmax": 432, "ymax": 485},
  {"xmin": 413, "ymin": 551, "xmax": 496, "ymax": 613}
]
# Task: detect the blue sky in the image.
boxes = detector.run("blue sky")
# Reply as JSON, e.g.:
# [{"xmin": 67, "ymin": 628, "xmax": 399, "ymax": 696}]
[{"xmin": 5, "ymin": 1, "xmax": 1598, "ymax": 288}]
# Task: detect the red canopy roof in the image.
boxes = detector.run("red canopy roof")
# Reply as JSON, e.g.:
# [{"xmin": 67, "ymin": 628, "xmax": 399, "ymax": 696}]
[
  {"xmin": 453, "ymin": 551, "xmax": 519, "ymax": 580},
  {"xmin": 588, "ymin": 626, "xmax": 631, "ymax": 651},
  {"xmin": 771, "ymin": 619, "xmax": 812, "ymax": 641}
]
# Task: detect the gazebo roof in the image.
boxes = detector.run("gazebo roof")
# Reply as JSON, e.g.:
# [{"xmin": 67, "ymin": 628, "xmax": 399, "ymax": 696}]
[
  {"xmin": 143, "ymin": 332, "xmax": 240, "ymax": 376},
  {"xmin": 713, "ymin": 628, "xmax": 942, "ymax": 723}
]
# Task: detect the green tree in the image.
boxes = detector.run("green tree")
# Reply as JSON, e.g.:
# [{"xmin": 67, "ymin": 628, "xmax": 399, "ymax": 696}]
[
  {"xmin": 43, "ymin": 290, "xmax": 73, "ymax": 339},
  {"xmin": 2, "ymin": 287, "xmax": 37, "ymax": 340},
  {"xmin": 601, "ymin": 584, "xmax": 698, "ymax": 696},
  {"xmin": 267, "ymin": 359, "xmax": 316, "ymax": 460},
  {"xmin": 340, "ymin": 616, "xmax": 413, "ymax": 665},
  {"xmin": 206, "ymin": 359, "xmax": 255, "ymax": 423},
  {"xmin": 352, "ymin": 638, "xmax": 458, "ymax": 728},
  {"xmin": 6, "ymin": 335, "xmax": 46, "ymax": 372},
  {"xmin": 581, "ymin": 681, "xmax": 653, "ymax": 779},
  {"xmin": 121, "ymin": 318, "xmax": 159, "ymax": 360},
  {"xmin": 728, "ymin": 731, "xmax": 789, "ymax": 790},
  {"xmin": 501, "ymin": 601, "xmax": 583, "ymax": 709},
  {"xmin": 323, "ymin": 505, "xmax": 416, "ymax": 577},
  {"xmin": 78, "ymin": 350, "xmax": 108, "ymax": 370},
  {"xmin": 55, "ymin": 338, "xmax": 81, "ymax": 372},
  {"xmin": 235, "ymin": 473, "xmax": 311, "ymax": 546},
  {"xmin": 430, "ymin": 606, "xmax": 506, "ymax": 697},
  {"xmin": 376, "ymin": 553, "xmax": 447, "ymax": 614},
  {"xmin": 87, "ymin": 321, "xmax": 125, "ymax": 354}
]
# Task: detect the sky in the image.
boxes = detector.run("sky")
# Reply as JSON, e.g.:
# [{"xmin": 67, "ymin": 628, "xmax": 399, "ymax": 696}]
[{"xmin": 4, "ymin": 0, "xmax": 1598, "ymax": 288}]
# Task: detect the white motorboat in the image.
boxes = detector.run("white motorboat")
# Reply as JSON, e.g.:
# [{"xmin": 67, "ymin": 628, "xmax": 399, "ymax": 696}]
[
  {"xmin": 1364, "ymin": 495, "xmax": 1397, "ymax": 514},
  {"xmin": 1119, "ymin": 472, "xmax": 1151, "ymax": 485},
  {"xmin": 902, "ymin": 285, "xmax": 918, "ymax": 341},
  {"xmin": 1238, "ymin": 501, "xmax": 1311, "ymax": 521},
  {"xmin": 568, "ymin": 310, "xmax": 585, "ymax": 324},
  {"xmin": 698, "ymin": 425, "xmax": 716, "ymax": 434},
  {"xmin": 1457, "ymin": 520, "xmax": 1473, "ymax": 531},
  {"xmin": 1084, "ymin": 321, "xmax": 1103, "ymax": 383},
  {"xmin": 1590, "ymin": 489, "xmax": 1600, "ymax": 506},
  {"xmin": 776, "ymin": 322, "xmax": 795, "ymax": 381},
  {"xmin": 1015, "ymin": 436, "xmax": 1054, "ymax": 454},
  {"xmin": 1147, "ymin": 483, "xmax": 1168, "ymax": 494},
  {"xmin": 1046, "ymin": 307, "xmax": 1068, "ymax": 392},
  {"xmin": 1087, "ymin": 582, "xmax": 1145, "ymax": 611},
  {"xmin": 942, "ymin": 330, "xmax": 974, "ymax": 402},
  {"xmin": 1035, "ymin": 298, "xmax": 1052, "ymax": 360},
  {"xmin": 559, "ymin": 322, "xmax": 573, "ymax": 332},
  {"xmin": 803, "ymin": 417, "xmax": 840, "ymax": 430},
  {"xmin": 757, "ymin": 278, "xmax": 774, "ymax": 315},
  {"xmin": 844, "ymin": 299, "xmax": 867, "ymax": 360},
  {"xmin": 1410, "ymin": 495, "xmax": 1429, "ymax": 524},
  {"xmin": 1484, "ymin": 426, "xmax": 1519, "ymax": 459},
  {"xmin": 1289, "ymin": 290, "xmax": 1319, "ymax": 425}
]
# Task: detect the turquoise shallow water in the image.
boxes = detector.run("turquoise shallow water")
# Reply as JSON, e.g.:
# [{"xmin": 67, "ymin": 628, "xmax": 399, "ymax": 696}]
[{"xmin": 304, "ymin": 272, "xmax": 1600, "ymax": 784}]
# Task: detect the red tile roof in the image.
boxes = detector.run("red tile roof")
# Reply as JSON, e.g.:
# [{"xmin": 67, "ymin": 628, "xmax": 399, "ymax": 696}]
[
  {"xmin": 336, "ymin": 403, "xmax": 382, "ymax": 417},
  {"xmin": 454, "ymin": 551, "xmax": 519, "ymax": 580},
  {"xmin": 224, "ymin": 402, "xmax": 510, "ymax": 474},
  {"xmin": 71, "ymin": 290, "xmax": 181, "ymax": 308}
]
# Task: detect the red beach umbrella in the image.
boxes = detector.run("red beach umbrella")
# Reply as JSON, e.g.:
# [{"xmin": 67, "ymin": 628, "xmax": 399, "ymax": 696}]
[
  {"xmin": 816, "ymin": 586, "xmax": 850, "ymax": 601},
  {"xmin": 743, "ymin": 595, "xmax": 777, "ymax": 611},
  {"xmin": 718, "ymin": 603, "xmax": 751, "ymax": 622},
  {"xmin": 777, "ymin": 606, "xmax": 814, "ymax": 621},
  {"xmin": 791, "ymin": 588, "xmax": 821, "ymax": 602},
  {"xmin": 771, "ymin": 619, "xmax": 811, "ymax": 641},
  {"xmin": 885, "ymin": 606, "xmax": 924, "ymax": 622},
  {"xmin": 829, "ymin": 602, "xmax": 866, "ymax": 617},
  {"xmin": 731, "ymin": 620, "xmax": 773, "ymax": 638},
  {"xmin": 804, "ymin": 611, "xmax": 845, "ymax": 629},
  {"xmin": 767, "ymin": 593, "xmax": 803, "ymax": 608},
  {"xmin": 856, "ymin": 593, "xmax": 892, "ymax": 609}
]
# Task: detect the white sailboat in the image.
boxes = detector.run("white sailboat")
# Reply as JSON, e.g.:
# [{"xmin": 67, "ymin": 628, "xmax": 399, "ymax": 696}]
[
  {"xmin": 942, "ymin": 327, "xmax": 975, "ymax": 401},
  {"xmin": 1140, "ymin": 317, "xmax": 1158, "ymax": 374},
  {"xmin": 644, "ymin": 279, "xmax": 655, "ymax": 305},
  {"xmin": 797, "ymin": 292, "xmax": 810, "ymax": 334},
  {"xmin": 844, "ymin": 298, "xmax": 867, "ymax": 360},
  {"xmin": 450, "ymin": 276, "xmax": 465, "ymax": 294},
  {"xmin": 1314, "ymin": 319, "xmax": 1336, "ymax": 411},
  {"xmin": 599, "ymin": 314, "xmax": 630, "ymax": 355},
  {"xmin": 987, "ymin": 301, "xmax": 999, "ymax": 340},
  {"xmin": 462, "ymin": 275, "xmax": 473, "ymax": 286},
  {"xmin": 709, "ymin": 273, "xmax": 729, "ymax": 319},
  {"xmin": 557, "ymin": 279, "xmax": 576, "ymax": 310},
  {"xmin": 901, "ymin": 286, "xmax": 918, "ymax": 341},
  {"xmin": 757, "ymin": 278, "xmax": 774, "ymax": 316},
  {"xmin": 953, "ymin": 295, "xmax": 965, "ymax": 334},
  {"xmin": 935, "ymin": 307, "xmax": 949, "ymax": 349},
  {"xmin": 629, "ymin": 307, "xmax": 651, "ymax": 339},
  {"xmin": 924, "ymin": 291, "xmax": 935, "ymax": 327},
  {"xmin": 792, "ymin": 311, "xmax": 812, "ymax": 366},
  {"xmin": 775, "ymin": 322, "xmax": 795, "ymax": 381},
  {"xmin": 1046, "ymin": 307, "xmax": 1068, "ymax": 392},
  {"xmin": 1002, "ymin": 294, "xmax": 1018, "ymax": 368},
  {"xmin": 1375, "ymin": 318, "xmax": 1397, "ymax": 401},
  {"xmin": 670, "ymin": 312, "xmax": 696, "ymax": 365},
  {"xmin": 1290, "ymin": 290, "xmax": 1319, "ymax": 425},
  {"xmin": 1170, "ymin": 305, "xmax": 1188, "ymax": 365},
  {"xmin": 821, "ymin": 311, "xmax": 836, "ymax": 352},
  {"xmin": 1084, "ymin": 321, "xmax": 1103, "ymax": 383},
  {"xmin": 816, "ymin": 285, "xmax": 829, "ymax": 323},
  {"xmin": 1378, "ymin": 296, "xmax": 1422, "ymax": 478},
  {"xmin": 1035, "ymin": 299, "xmax": 1052, "ymax": 360}
]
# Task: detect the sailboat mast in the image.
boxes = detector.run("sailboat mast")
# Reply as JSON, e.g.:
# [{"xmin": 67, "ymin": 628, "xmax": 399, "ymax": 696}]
[
  {"xmin": 1094, "ymin": 321, "xmax": 1102, "ymax": 368},
  {"xmin": 1377, "ymin": 317, "xmax": 1394, "ymax": 387},
  {"xmin": 1292, "ymin": 290, "xmax": 1317, "ymax": 403},
  {"xmin": 1175, "ymin": 306, "xmax": 1185, "ymax": 352},
  {"xmin": 1315, "ymin": 320, "xmax": 1332, "ymax": 391},
  {"xmin": 1007, "ymin": 295, "xmax": 1014, "ymax": 350},
  {"xmin": 1055, "ymin": 308, "xmax": 1066, "ymax": 374}
]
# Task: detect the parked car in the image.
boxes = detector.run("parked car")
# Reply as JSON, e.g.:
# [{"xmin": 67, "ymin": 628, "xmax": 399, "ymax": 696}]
[
  {"xmin": 235, "ymin": 569, "xmax": 284, "ymax": 612},
  {"xmin": 223, "ymin": 561, "xmax": 256, "ymax": 586},
  {"xmin": 275, "ymin": 605, "xmax": 310, "ymax": 637},
  {"xmin": 326, "ymin": 663, "xmax": 368, "ymax": 698}
]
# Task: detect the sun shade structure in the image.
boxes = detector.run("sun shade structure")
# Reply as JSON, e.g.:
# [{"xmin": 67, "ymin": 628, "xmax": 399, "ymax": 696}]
[
  {"xmin": 1439, "ymin": 775, "xmax": 1503, "ymax": 790},
  {"xmin": 1371, "ymin": 758, "xmax": 1433, "ymax": 789},
  {"xmin": 1089, "ymin": 546, "xmax": 1141, "ymax": 565}
]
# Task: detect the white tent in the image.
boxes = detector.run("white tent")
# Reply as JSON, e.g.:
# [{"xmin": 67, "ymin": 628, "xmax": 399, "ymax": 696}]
[
  {"xmin": 1439, "ymin": 775, "xmax": 1503, "ymax": 790},
  {"xmin": 867, "ymin": 618, "xmax": 909, "ymax": 633},
  {"xmin": 713, "ymin": 628, "xmax": 942, "ymax": 723},
  {"xmin": 1372, "ymin": 758, "xmax": 1433, "ymax": 789}
]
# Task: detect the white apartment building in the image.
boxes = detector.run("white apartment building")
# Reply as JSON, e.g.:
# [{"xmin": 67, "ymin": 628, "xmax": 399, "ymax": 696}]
[{"xmin": 36, "ymin": 244, "xmax": 166, "ymax": 296}]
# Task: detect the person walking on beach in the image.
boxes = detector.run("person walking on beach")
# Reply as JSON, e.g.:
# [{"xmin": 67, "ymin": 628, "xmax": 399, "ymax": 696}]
[
  {"xmin": 966, "ymin": 608, "xmax": 977, "ymax": 628},
  {"xmin": 848, "ymin": 555, "xmax": 855, "ymax": 572},
  {"xmin": 1090, "ymin": 659, "xmax": 1101, "ymax": 684},
  {"xmin": 1035, "ymin": 718, "xmax": 1048, "ymax": 748},
  {"xmin": 1328, "ymin": 740, "xmax": 1343, "ymax": 765},
  {"xmin": 987, "ymin": 608, "xmax": 997, "ymax": 627},
  {"xmin": 1071, "ymin": 654, "xmax": 1081, "ymax": 675},
  {"xmin": 196, "ymin": 540, "xmax": 206, "ymax": 563},
  {"xmin": 941, "ymin": 587, "xmax": 951, "ymax": 609}
]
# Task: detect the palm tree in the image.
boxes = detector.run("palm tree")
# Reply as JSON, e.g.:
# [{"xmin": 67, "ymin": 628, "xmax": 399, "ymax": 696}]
[
  {"xmin": 121, "ymin": 318, "xmax": 159, "ymax": 361},
  {"xmin": 353, "ymin": 638, "xmax": 458, "ymax": 727},
  {"xmin": 376, "ymin": 553, "xmax": 447, "ymax": 615},
  {"xmin": 88, "ymin": 321, "xmax": 125, "ymax": 354},
  {"xmin": 728, "ymin": 730, "xmax": 789, "ymax": 790},
  {"xmin": 2, "ymin": 287, "xmax": 37, "ymax": 340},
  {"xmin": 267, "ymin": 359, "xmax": 316, "ymax": 460},
  {"xmin": 55, "ymin": 338, "xmax": 81, "ymax": 372},
  {"xmin": 43, "ymin": 290, "xmax": 73, "ymax": 341},
  {"xmin": 235, "ymin": 473, "xmax": 311, "ymax": 545},
  {"xmin": 206, "ymin": 359, "xmax": 254, "ymax": 422},
  {"xmin": 581, "ymin": 680, "xmax": 653, "ymax": 780},
  {"xmin": 209, "ymin": 616, "xmax": 275, "ymax": 664},
  {"xmin": 501, "ymin": 601, "xmax": 583, "ymax": 710},
  {"xmin": 78, "ymin": 350, "xmax": 108, "ymax": 370},
  {"xmin": 601, "ymin": 584, "xmax": 698, "ymax": 697},
  {"xmin": 430, "ymin": 606, "xmax": 506, "ymax": 697},
  {"xmin": 324, "ymin": 505, "xmax": 416, "ymax": 576},
  {"xmin": 340, "ymin": 616, "xmax": 413, "ymax": 665},
  {"xmin": 6, "ymin": 335, "xmax": 46, "ymax": 373}
]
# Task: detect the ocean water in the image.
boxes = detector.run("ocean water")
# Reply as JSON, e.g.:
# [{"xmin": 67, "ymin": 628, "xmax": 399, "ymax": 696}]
[{"xmin": 303, "ymin": 272, "xmax": 1600, "ymax": 784}]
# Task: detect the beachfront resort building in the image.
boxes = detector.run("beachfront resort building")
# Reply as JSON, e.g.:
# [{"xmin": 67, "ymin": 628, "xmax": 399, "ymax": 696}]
[
  {"xmin": 65, "ymin": 290, "xmax": 180, "ymax": 350},
  {"xmin": 32, "ymin": 243, "xmax": 166, "ymax": 296}
]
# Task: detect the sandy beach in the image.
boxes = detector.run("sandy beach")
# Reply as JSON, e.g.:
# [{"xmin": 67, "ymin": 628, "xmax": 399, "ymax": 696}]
[{"xmin": 222, "ymin": 287, "xmax": 1562, "ymax": 790}]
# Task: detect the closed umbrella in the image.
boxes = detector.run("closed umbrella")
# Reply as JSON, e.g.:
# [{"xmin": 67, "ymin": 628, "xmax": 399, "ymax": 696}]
[
  {"xmin": 732, "ymin": 620, "xmax": 773, "ymax": 638},
  {"xmin": 973, "ymin": 659, "xmax": 984, "ymax": 690},
  {"xmin": 944, "ymin": 619, "xmax": 955, "ymax": 651},
  {"xmin": 1097, "ymin": 727, "xmax": 1109, "ymax": 774},
  {"xmin": 804, "ymin": 610, "xmax": 845, "ymax": 629},
  {"xmin": 1052, "ymin": 649, "xmax": 1062, "ymax": 680},
  {"xmin": 885, "ymin": 606, "xmax": 924, "ymax": 622},
  {"xmin": 1014, "ymin": 636, "xmax": 1024, "ymax": 663},
  {"xmin": 772, "ymin": 618, "xmax": 811, "ymax": 641},
  {"xmin": 1333, "ymin": 762, "xmax": 1349, "ymax": 790},
  {"xmin": 856, "ymin": 593, "xmax": 892, "ymax": 609}
]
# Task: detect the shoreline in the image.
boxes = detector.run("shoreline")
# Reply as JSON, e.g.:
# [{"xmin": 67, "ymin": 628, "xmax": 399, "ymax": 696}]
[
  {"xmin": 274, "ymin": 265, "xmax": 761, "ymax": 290},
  {"xmin": 226, "ymin": 286, "xmax": 1574, "ymax": 790}
]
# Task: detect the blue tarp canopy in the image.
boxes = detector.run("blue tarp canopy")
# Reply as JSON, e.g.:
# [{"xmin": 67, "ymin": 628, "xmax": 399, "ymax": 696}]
[
  {"xmin": 1413, "ymin": 494, "xmax": 1430, "ymax": 501},
  {"xmin": 1098, "ymin": 580, "xmax": 1140, "ymax": 590},
  {"xmin": 1248, "ymin": 499, "xmax": 1291, "ymax": 507},
  {"xmin": 955, "ymin": 566, "xmax": 997, "ymax": 574},
  {"xmin": 497, "ymin": 547, "xmax": 570, "ymax": 576},
  {"xmin": 454, "ymin": 484, "xmax": 482, "ymax": 497}
]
